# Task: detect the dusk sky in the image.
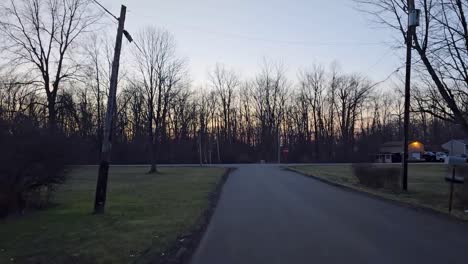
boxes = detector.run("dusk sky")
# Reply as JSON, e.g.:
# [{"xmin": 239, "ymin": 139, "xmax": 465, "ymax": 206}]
[{"xmin": 101, "ymin": 0, "xmax": 403, "ymax": 87}]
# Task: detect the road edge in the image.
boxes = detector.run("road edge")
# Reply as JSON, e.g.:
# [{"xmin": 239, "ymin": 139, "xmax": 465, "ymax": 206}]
[
  {"xmin": 157, "ymin": 167, "xmax": 235, "ymax": 264},
  {"xmin": 284, "ymin": 166, "xmax": 468, "ymax": 223}
]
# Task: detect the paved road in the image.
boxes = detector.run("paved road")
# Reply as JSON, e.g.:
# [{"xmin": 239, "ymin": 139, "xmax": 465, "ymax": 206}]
[{"xmin": 190, "ymin": 164, "xmax": 468, "ymax": 264}]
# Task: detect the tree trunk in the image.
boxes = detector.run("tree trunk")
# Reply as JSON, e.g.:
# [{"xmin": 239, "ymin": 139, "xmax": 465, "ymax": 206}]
[
  {"xmin": 148, "ymin": 101, "xmax": 157, "ymax": 174},
  {"xmin": 149, "ymin": 145, "xmax": 157, "ymax": 173},
  {"xmin": 47, "ymin": 99, "xmax": 57, "ymax": 134}
]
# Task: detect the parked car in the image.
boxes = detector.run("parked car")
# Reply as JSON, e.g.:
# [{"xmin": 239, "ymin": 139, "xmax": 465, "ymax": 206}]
[
  {"xmin": 435, "ymin": 152, "xmax": 447, "ymax": 162},
  {"xmin": 461, "ymin": 154, "xmax": 468, "ymax": 163},
  {"xmin": 423, "ymin": 151, "xmax": 436, "ymax": 162}
]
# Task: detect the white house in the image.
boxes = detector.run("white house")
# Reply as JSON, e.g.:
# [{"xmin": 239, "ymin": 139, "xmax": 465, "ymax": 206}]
[{"xmin": 442, "ymin": 139, "xmax": 468, "ymax": 156}]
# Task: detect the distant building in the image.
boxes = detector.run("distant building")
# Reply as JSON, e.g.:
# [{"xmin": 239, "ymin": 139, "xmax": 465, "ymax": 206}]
[
  {"xmin": 375, "ymin": 141, "xmax": 425, "ymax": 163},
  {"xmin": 442, "ymin": 139, "xmax": 468, "ymax": 157}
]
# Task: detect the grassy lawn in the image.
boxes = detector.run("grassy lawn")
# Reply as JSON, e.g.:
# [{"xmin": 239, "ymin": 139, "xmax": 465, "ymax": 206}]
[
  {"xmin": 0, "ymin": 166, "xmax": 226, "ymax": 264},
  {"xmin": 288, "ymin": 164, "xmax": 468, "ymax": 220}
]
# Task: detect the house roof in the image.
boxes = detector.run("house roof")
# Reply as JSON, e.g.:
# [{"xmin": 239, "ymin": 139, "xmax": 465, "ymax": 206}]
[
  {"xmin": 381, "ymin": 141, "xmax": 403, "ymax": 147},
  {"xmin": 444, "ymin": 139, "xmax": 468, "ymax": 145},
  {"xmin": 379, "ymin": 141, "xmax": 403, "ymax": 153}
]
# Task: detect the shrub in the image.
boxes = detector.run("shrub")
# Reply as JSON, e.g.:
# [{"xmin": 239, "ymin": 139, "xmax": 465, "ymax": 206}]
[
  {"xmin": 352, "ymin": 164, "xmax": 401, "ymax": 191},
  {"xmin": 0, "ymin": 116, "xmax": 66, "ymax": 218}
]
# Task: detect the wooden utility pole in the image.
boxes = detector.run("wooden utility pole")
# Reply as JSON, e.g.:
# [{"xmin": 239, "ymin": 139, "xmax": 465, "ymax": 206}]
[
  {"xmin": 198, "ymin": 130, "xmax": 203, "ymax": 166},
  {"xmin": 94, "ymin": 5, "xmax": 126, "ymax": 214},
  {"xmin": 216, "ymin": 134, "xmax": 221, "ymax": 163},
  {"xmin": 402, "ymin": 0, "xmax": 417, "ymax": 191},
  {"xmin": 277, "ymin": 127, "xmax": 281, "ymax": 164}
]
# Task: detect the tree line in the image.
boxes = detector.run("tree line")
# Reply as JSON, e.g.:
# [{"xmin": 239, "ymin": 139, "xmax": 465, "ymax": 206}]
[{"xmin": 0, "ymin": 0, "xmax": 467, "ymax": 170}]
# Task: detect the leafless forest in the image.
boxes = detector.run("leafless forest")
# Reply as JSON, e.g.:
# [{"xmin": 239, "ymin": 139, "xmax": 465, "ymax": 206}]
[{"xmin": 0, "ymin": 0, "xmax": 467, "ymax": 167}]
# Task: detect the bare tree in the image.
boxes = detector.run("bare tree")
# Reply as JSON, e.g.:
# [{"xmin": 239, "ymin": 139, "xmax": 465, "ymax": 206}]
[
  {"xmin": 0, "ymin": 0, "xmax": 100, "ymax": 131},
  {"xmin": 209, "ymin": 63, "xmax": 240, "ymax": 144},
  {"xmin": 252, "ymin": 59, "xmax": 289, "ymax": 162},
  {"xmin": 356, "ymin": 0, "xmax": 468, "ymax": 134},
  {"xmin": 133, "ymin": 27, "xmax": 186, "ymax": 173},
  {"xmin": 0, "ymin": 71, "xmax": 43, "ymax": 122},
  {"xmin": 82, "ymin": 33, "xmax": 113, "ymax": 149},
  {"xmin": 239, "ymin": 83, "xmax": 254, "ymax": 147},
  {"xmin": 298, "ymin": 65, "xmax": 327, "ymax": 160}
]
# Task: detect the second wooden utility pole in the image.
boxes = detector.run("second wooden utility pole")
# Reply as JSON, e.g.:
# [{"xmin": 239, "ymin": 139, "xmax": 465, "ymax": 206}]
[
  {"xmin": 402, "ymin": 0, "xmax": 419, "ymax": 191},
  {"xmin": 277, "ymin": 127, "xmax": 281, "ymax": 164},
  {"xmin": 94, "ymin": 5, "xmax": 126, "ymax": 214}
]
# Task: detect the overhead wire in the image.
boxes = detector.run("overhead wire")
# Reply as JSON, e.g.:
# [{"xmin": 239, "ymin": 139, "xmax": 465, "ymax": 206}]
[
  {"xmin": 368, "ymin": 65, "xmax": 405, "ymax": 89},
  {"xmin": 90, "ymin": 1, "xmax": 143, "ymax": 53},
  {"xmin": 91, "ymin": 0, "xmax": 119, "ymax": 21},
  {"xmin": 132, "ymin": 41, "xmax": 145, "ymax": 55},
  {"xmin": 90, "ymin": 1, "xmax": 403, "ymax": 87},
  {"xmin": 154, "ymin": 22, "xmax": 391, "ymax": 47}
]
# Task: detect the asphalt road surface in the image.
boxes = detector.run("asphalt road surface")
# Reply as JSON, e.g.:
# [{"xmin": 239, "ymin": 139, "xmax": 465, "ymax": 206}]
[{"xmin": 190, "ymin": 164, "xmax": 468, "ymax": 264}]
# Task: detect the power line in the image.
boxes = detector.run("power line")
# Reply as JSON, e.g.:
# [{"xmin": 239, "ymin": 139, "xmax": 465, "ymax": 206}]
[
  {"xmin": 141, "ymin": 18, "xmax": 391, "ymax": 47},
  {"xmin": 90, "ymin": 1, "xmax": 140, "ymax": 52},
  {"xmin": 91, "ymin": 0, "xmax": 119, "ymax": 21},
  {"xmin": 90, "ymin": 2, "xmax": 398, "ymax": 83},
  {"xmin": 367, "ymin": 55, "xmax": 426, "ymax": 90},
  {"xmin": 365, "ymin": 47, "xmax": 397, "ymax": 73},
  {"xmin": 172, "ymin": 23, "xmax": 391, "ymax": 47},
  {"xmin": 369, "ymin": 65, "xmax": 404, "ymax": 89},
  {"xmin": 132, "ymin": 40, "xmax": 145, "ymax": 55}
]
